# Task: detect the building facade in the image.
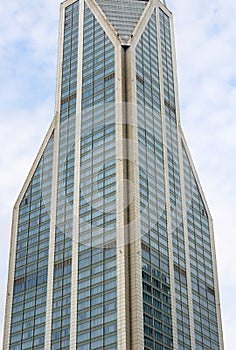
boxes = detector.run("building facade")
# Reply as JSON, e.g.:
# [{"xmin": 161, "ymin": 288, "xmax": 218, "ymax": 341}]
[{"xmin": 3, "ymin": 0, "xmax": 224, "ymax": 349}]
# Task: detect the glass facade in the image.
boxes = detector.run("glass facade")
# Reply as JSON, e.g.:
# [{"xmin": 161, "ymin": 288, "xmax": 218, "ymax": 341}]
[
  {"xmin": 3, "ymin": 1, "xmax": 224, "ymax": 350},
  {"xmin": 10, "ymin": 133, "xmax": 54, "ymax": 350},
  {"xmin": 183, "ymin": 145, "xmax": 220, "ymax": 350},
  {"xmin": 136, "ymin": 10, "xmax": 173, "ymax": 350},
  {"xmin": 135, "ymin": 6, "xmax": 222, "ymax": 350},
  {"xmin": 76, "ymin": 4, "xmax": 117, "ymax": 349}
]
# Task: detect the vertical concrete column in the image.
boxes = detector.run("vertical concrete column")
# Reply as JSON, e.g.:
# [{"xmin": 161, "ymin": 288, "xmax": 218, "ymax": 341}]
[
  {"xmin": 115, "ymin": 44, "xmax": 131, "ymax": 350},
  {"xmin": 125, "ymin": 45, "xmax": 144, "ymax": 350},
  {"xmin": 70, "ymin": 0, "xmax": 85, "ymax": 348}
]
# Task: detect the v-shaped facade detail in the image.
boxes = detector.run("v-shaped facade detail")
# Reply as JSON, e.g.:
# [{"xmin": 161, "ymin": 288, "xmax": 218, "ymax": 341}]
[
  {"xmin": 96, "ymin": 0, "xmax": 149, "ymax": 41},
  {"xmin": 3, "ymin": 0, "xmax": 224, "ymax": 349}
]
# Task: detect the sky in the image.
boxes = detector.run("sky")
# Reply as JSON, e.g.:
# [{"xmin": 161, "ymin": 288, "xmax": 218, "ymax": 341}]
[{"xmin": 0, "ymin": 0, "xmax": 235, "ymax": 348}]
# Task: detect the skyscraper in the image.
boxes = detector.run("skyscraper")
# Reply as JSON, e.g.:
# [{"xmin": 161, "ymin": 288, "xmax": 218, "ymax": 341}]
[{"xmin": 3, "ymin": 0, "xmax": 224, "ymax": 349}]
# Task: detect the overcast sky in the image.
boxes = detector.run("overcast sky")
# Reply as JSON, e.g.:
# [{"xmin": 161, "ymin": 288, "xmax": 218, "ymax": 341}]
[{"xmin": 0, "ymin": 0, "xmax": 235, "ymax": 348}]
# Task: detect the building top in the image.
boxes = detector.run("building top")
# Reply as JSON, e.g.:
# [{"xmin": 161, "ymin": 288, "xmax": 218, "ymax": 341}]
[
  {"xmin": 61, "ymin": 0, "xmax": 167, "ymax": 42},
  {"xmin": 96, "ymin": 0, "xmax": 148, "ymax": 41}
]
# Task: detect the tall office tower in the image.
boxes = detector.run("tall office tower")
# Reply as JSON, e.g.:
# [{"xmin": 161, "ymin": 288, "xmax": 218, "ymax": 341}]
[{"xmin": 3, "ymin": 0, "xmax": 224, "ymax": 349}]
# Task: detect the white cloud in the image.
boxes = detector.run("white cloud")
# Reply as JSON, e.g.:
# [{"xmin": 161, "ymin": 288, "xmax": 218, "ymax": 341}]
[{"xmin": 0, "ymin": 0, "xmax": 235, "ymax": 349}]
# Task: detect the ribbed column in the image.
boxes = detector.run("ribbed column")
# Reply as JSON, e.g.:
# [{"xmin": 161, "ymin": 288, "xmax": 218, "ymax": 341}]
[
  {"xmin": 125, "ymin": 45, "xmax": 144, "ymax": 350},
  {"xmin": 115, "ymin": 44, "xmax": 131, "ymax": 350},
  {"xmin": 70, "ymin": 0, "xmax": 84, "ymax": 348}
]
